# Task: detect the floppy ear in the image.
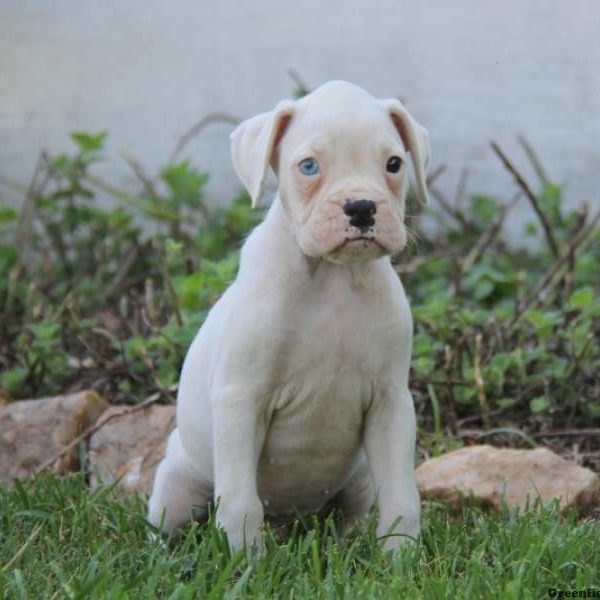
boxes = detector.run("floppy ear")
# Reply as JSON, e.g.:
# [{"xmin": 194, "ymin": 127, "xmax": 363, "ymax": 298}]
[
  {"xmin": 229, "ymin": 99, "xmax": 296, "ymax": 208},
  {"xmin": 380, "ymin": 99, "xmax": 431, "ymax": 206}
]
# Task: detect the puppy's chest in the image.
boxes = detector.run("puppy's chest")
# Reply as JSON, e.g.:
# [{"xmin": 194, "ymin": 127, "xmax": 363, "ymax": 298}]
[
  {"xmin": 263, "ymin": 366, "xmax": 368, "ymax": 493},
  {"xmin": 260, "ymin": 352, "xmax": 372, "ymax": 513},
  {"xmin": 256, "ymin": 279, "xmax": 401, "ymax": 511},
  {"xmin": 265, "ymin": 274, "xmax": 402, "ymax": 445},
  {"xmin": 270, "ymin": 292, "xmax": 386, "ymax": 422},
  {"xmin": 297, "ymin": 282, "xmax": 388, "ymax": 371}
]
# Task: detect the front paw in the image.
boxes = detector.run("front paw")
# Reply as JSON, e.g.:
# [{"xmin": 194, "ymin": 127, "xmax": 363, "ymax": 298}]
[
  {"xmin": 378, "ymin": 507, "xmax": 420, "ymax": 551},
  {"xmin": 216, "ymin": 496, "xmax": 264, "ymax": 554}
]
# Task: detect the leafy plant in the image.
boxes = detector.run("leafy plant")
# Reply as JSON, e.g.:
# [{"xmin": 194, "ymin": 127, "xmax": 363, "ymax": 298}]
[
  {"xmin": 0, "ymin": 132, "xmax": 258, "ymax": 400},
  {"xmin": 403, "ymin": 142, "xmax": 600, "ymax": 463},
  {"xmin": 0, "ymin": 130, "xmax": 598, "ymax": 468}
]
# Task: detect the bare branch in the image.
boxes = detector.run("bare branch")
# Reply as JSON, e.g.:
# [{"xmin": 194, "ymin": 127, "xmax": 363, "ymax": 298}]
[
  {"xmin": 36, "ymin": 385, "xmax": 178, "ymax": 473},
  {"xmin": 429, "ymin": 185, "xmax": 472, "ymax": 230},
  {"xmin": 121, "ymin": 153, "xmax": 160, "ymax": 199},
  {"xmin": 534, "ymin": 429, "xmax": 600, "ymax": 438},
  {"xmin": 453, "ymin": 168, "xmax": 470, "ymax": 209},
  {"xmin": 510, "ymin": 209, "xmax": 600, "ymax": 329},
  {"xmin": 474, "ymin": 333, "xmax": 491, "ymax": 428},
  {"xmin": 287, "ymin": 68, "xmax": 312, "ymax": 96},
  {"xmin": 517, "ymin": 134, "xmax": 549, "ymax": 185},
  {"xmin": 168, "ymin": 112, "xmax": 241, "ymax": 165},
  {"xmin": 460, "ymin": 192, "xmax": 521, "ymax": 273},
  {"xmin": 490, "ymin": 140, "xmax": 560, "ymax": 258},
  {"xmin": 426, "ymin": 164, "xmax": 446, "ymax": 187}
]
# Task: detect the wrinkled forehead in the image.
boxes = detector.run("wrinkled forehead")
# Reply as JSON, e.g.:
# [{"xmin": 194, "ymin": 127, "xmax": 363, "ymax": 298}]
[{"xmin": 281, "ymin": 88, "xmax": 403, "ymax": 156}]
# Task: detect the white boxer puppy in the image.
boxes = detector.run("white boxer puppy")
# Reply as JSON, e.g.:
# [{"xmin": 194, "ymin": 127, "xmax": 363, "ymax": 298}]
[{"xmin": 148, "ymin": 80, "xmax": 430, "ymax": 552}]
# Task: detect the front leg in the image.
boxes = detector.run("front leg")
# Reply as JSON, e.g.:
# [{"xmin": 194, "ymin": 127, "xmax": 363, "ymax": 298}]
[
  {"xmin": 212, "ymin": 383, "xmax": 268, "ymax": 553},
  {"xmin": 364, "ymin": 384, "xmax": 420, "ymax": 550}
]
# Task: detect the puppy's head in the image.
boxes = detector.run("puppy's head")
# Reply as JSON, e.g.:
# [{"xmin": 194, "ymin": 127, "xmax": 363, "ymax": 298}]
[{"xmin": 230, "ymin": 81, "xmax": 430, "ymax": 265}]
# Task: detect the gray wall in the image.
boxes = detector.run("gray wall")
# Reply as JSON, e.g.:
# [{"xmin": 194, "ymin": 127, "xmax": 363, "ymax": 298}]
[{"xmin": 1, "ymin": 1, "xmax": 599, "ymax": 228}]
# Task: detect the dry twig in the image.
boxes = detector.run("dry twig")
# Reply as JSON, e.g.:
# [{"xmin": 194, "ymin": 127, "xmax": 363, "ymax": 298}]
[
  {"xmin": 473, "ymin": 333, "xmax": 491, "ymax": 428},
  {"xmin": 460, "ymin": 192, "xmax": 521, "ymax": 274},
  {"xmin": 510, "ymin": 210, "xmax": 600, "ymax": 329},
  {"xmin": 534, "ymin": 429, "xmax": 600, "ymax": 438},
  {"xmin": 517, "ymin": 134, "xmax": 549, "ymax": 185},
  {"xmin": 287, "ymin": 68, "xmax": 312, "ymax": 96},
  {"xmin": 36, "ymin": 384, "xmax": 178, "ymax": 473},
  {"xmin": 429, "ymin": 185, "xmax": 472, "ymax": 230},
  {"xmin": 394, "ymin": 248, "xmax": 460, "ymax": 275},
  {"xmin": 426, "ymin": 165, "xmax": 446, "ymax": 187},
  {"xmin": 15, "ymin": 154, "xmax": 45, "ymax": 260},
  {"xmin": 168, "ymin": 112, "xmax": 241, "ymax": 165},
  {"xmin": 490, "ymin": 141, "xmax": 560, "ymax": 258},
  {"xmin": 563, "ymin": 202, "xmax": 589, "ymax": 301},
  {"xmin": 121, "ymin": 153, "xmax": 160, "ymax": 199},
  {"xmin": 453, "ymin": 168, "xmax": 470, "ymax": 209}
]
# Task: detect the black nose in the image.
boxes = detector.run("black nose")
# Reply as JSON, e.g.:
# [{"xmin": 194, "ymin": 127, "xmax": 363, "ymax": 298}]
[{"xmin": 343, "ymin": 199, "xmax": 377, "ymax": 231}]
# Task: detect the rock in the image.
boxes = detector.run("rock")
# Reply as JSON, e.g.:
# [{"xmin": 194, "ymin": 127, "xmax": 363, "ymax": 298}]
[
  {"xmin": 0, "ymin": 390, "xmax": 108, "ymax": 483},
  {"xmin": 416, "ymin": 445, "xmax": 600, "ymax": 511},
  {"xmin": 88, "ymin": 404, "xmax": 175, "ymax": 496}
]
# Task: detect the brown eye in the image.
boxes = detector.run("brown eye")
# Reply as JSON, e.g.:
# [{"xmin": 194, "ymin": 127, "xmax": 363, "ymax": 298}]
[{"xmin": 386, "ymin": 156, "xmax": 402, "ymax": 173}]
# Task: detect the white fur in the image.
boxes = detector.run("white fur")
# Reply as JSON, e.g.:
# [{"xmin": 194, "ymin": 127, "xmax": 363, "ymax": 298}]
[{"xmin": 148, "ymin": 81, "xmax": 430, "ymax": 552}]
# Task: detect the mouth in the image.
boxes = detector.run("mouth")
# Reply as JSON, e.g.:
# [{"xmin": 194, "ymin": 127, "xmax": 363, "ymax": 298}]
[
  {"xmin": 324, "ymin": 235, "xmax": 390, "ymax": 264},
  {"xmin": 343, "ymin": 236, "xmax": 385, "ymax": 249}
]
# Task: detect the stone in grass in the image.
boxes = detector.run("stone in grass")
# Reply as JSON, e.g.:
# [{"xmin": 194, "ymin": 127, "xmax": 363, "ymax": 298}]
[
  {"xmin": 88, "ymin": 404, "xmax": 175, "ymax": 496},
  {"xmin": 416, "ymin": 445, "xmax": 600, "ymax": 511},
  {"xmin": 0, "ymin": 390, "xmax": 109, "ymax": 484}
]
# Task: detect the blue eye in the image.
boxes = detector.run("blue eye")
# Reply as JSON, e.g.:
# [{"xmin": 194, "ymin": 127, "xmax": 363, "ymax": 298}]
[{"xmin": 298, "ymin": 158, "xmax": 320, "ymax": 176}]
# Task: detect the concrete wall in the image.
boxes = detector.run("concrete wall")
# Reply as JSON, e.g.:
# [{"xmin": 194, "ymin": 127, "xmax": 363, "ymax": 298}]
[{"xmin": 1, "ymin": 1, "xmax": 599, "ymax": 228}]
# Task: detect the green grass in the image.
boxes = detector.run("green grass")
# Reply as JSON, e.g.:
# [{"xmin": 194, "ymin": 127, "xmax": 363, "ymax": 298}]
[
  {"xmin": 1, "ymin": 473, "xmax": 599, "ymax": 598},
  {"xmin": 1, "ymin": 129, "xmax": 599, "ymax": 598}
]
